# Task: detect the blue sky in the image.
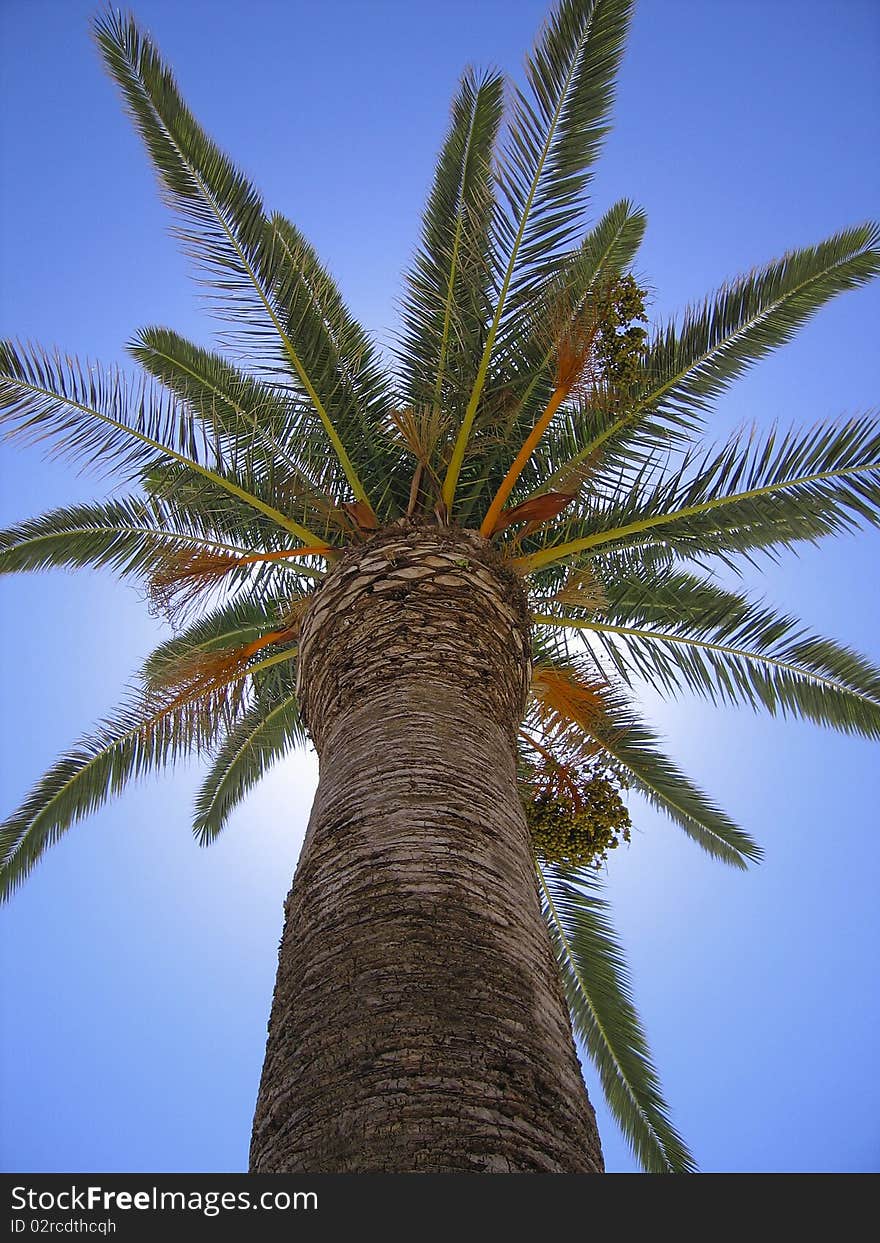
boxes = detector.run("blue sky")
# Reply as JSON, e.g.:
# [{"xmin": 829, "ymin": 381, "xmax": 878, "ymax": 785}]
[{"xmin": 1, "ymin": 0, "xmax": 878, "ymax": 1174}]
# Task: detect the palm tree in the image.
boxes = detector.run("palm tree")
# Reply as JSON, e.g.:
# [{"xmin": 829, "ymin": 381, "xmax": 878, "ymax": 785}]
[{"xmin": 1, "ymin": 0, "xmax": 878, "ymax": 1173}]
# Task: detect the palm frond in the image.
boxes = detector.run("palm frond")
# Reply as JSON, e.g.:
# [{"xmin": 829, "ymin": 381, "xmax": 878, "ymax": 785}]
[
  {"xmin": 0, "ymin": 640, "xmax": 303, "ymax": 901},
  {"xmin": 193, "ymin": 686, "xmax": 307, "ymax": 844},
  {"xmin": 545, "ymin": 222, "xmax": 880, "ymax": 484},
  {"xmin": 152, "ymin": 628, "xmax": 298, "ymax": 711},
  {"xmin": 140, "ymin": 595, "xmax": 295, "ymax": 688},
  {"xmin": 526, "ymin": 641, "xmax": 758, "ymax": 867},
  {"xmin": 0, "ymin": 496, "xmax": 247, "ymax": 579},
  {"xmin": 0, "ymin": 340, "xmax": 324, "ymax": 546},
  {"xmin": 147, "ymin": 545, "xmax": 321, "ymax": 621},
  {"xmin": 129, "ymin": 327, "xmax": 341, "ymax": 496},
  {"xmin": 640, "ymin": 223, "xmax": 880, "ymax": 429},
  {"xmin": 557, "ymin": 197, "xmax": 647, "ymax": 307},
  {"xmin": 131, "ymin": 330, "xmax": 353, "ymax": 541},
  {"xmin": 587, "ymin": 700, "xmax": 761, "ymax": 868},
  {"xmin": 398, "ymin": 68, "xmax": 503, "ymax": 425},
  {"xmin": 498, "ymin": 197, "xmax": 648, "ymax": 427},
  {"xmin": 93, "ymin": 11, "xmax": 386, "ymax": 509},
  {"xmin": 264, "ymin": 214, "xmax": 399, "ymax": 510},
  {"xmin": 599, "ymin": 566, "xmax": 761, "ymax": 626},
  {"xmin": 539, "ymin": 863, "xmax": 696, "ymax": 1172},
  {"xmin": 0, "ymin": 693, "xmax": 214, "ymax": 902},
  {"xmin": 497, "ymin": 0, "xmax": 633, "ymax": 306},
  {"xmin": 545, "ymin": 569, "xmax": 880, "ymax": 737},
  {"xmin": 443, "ymin": 0, "xmax": 633, "ymax": 508},
  {"xmin": 455, "ymin": 200, "xmax": 647, "ymax": 526},
  {"xmin": 517, "ymin": 413, "xmax": 880, "ymax": 571},
  {"xmin": 542, "ymin": 609, "xmax": 880, "ymax": 738},
  {"xmin": 137, "ymin": 459, "xmax": 337, "ymax": 565}
]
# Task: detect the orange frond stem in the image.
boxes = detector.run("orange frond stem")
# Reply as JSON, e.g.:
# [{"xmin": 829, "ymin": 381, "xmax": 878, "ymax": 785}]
[
  {"xmin": 151, "ymin": 626, "xmax": 300, "ymax": 728},
  {"xmin": 519, "ymin": 728, "xmax": 567, "ymax": 773},
  {"xmin": 481, "ymin": 291, "xmax": 613, "ymax": 539},
  {"xmin": 519, "ymin": 730, "xmax": 589, "ymax": 808},
  {"xmin": 236, "ymin": 546, "xmax": 335, "ymax": 566},
  {"xmin": 149, "ymin": 544, "xmax": 333, "ymax": 616},
  {"xmin": 479, "ymin": 384, "xmax": 570, "ymax": 537},
  {"xmin": 144, "ymin": 643, "xmax": 300, "ymax": 742}
]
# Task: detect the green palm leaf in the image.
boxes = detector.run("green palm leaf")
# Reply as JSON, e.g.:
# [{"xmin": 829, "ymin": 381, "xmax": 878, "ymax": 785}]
[
  {"xmin": 0, "ymin": 340, "xmax": 325, "ymax": 547},
  {"xmin": 93, "ymin": 11, "xmax": 383, "ymax": 507},
  {"xmin": 398, "ymin": 68, "xmax": 503, "ymax": 425},
  {"xmin": 519, "ymin": 414, "xmax": 880, "ymax": 571},
  {"xmin": 193, "ymin": 686, "xmax": 307, "ymax": 844},
  {"xmin": 140, "ymin": 596, "xmax": 296, "ymax": 689},
  {"xmin": 599, "ymin": 567, "xmax": 768, "ymax": 626},
  {"xmin": 569, "ymin": 569, "xmax": 880, "ymax": 736},
  {"xmin": 0, "ymin": 496, "xmax": 247, "ymax": 578},
  {"xmin": 525, "ymin": 638, "xmax": 758, "ymax": 867},
  {"xmin": 538, "ymin": 863, "xmax": 696, "ymax": 1172},
  {"xmin": 264, "ymin": 214, "xmax": 399, "ymax": 508},
  {"xmin": 0, "ymin": 646, "xmax": 300, "ymax": 902},
  {"xmin": 495, "ymin": 197, "xmax": 647, "ymax": 417},
  {"xmin": 640, "ymin": 223, "xmax": 880, "ymax": 427},
  {"xmin": 130, "ymin": 328, "xmax": 331, "ymax": 484},
  {"xmin": 0, "ymin": 695, "xmax": 210, "ymax": 902},
  {"xmin": 130, "ymin": 327, "xmax": 351, "ymax": 536},
  {"xmin": 543, "ymin": 223, "xmax": 880, "ymax": 484},
  {"xmin": 587, "ymin": 702, "xmax": 761, "ymax": 868},
  {"xmin": 496, "ymin": 0, "xmax": 633, "ymax": 304},
  {"xmin": 539, "ymin": 604, "xmax": 880, "ymax": 738},
  {"xmin": 548, "ymin": 197, "xmax": 647, "ymax": 313},
  {"xmin": 0, "ymin": 0, "xmax": 875, "ymax": 1174},
  {"xmin": 138, "ymin": 460, "xmax": 333, "ymax": 565},
  {"xmin": 462, "ymin": 199, "xmax": 647, "ymax": 520},
  {"xmin": 443, "ymin": 0, "xmax": 633, "ymax": 507}
]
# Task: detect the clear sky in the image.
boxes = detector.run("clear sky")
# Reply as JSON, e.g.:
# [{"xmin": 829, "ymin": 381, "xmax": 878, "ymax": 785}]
[{"xmin": 1, "ymin": 0, "xmax": 878, "ymax": 1174}]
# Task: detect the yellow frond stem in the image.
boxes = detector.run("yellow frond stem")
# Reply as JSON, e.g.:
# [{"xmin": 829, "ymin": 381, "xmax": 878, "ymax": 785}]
[{"xmin": 515, "ymin": 460, "xmax": 880, "ymax": 574}]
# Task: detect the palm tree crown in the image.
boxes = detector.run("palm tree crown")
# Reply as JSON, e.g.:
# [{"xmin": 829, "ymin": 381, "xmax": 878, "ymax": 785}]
[{"xmin": 2, "ymin": 1, "xmax": 878, "ymax": 1173}]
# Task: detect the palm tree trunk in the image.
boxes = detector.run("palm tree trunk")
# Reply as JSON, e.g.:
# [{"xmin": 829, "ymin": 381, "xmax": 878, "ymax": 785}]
[{"xmin": 249, "ymin": 524, "xmax": 603, "ymax": 1173}]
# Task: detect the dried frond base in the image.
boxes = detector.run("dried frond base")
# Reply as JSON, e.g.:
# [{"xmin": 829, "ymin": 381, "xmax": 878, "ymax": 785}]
[{"xmin": 551, "ymin": 566, "xmax": 607, "ymax": 614}]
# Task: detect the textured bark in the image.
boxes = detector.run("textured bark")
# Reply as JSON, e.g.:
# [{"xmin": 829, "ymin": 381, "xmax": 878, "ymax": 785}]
[{"xmin": 249, "ymin": 523, "xmax": 603, "ymax": 1173}]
